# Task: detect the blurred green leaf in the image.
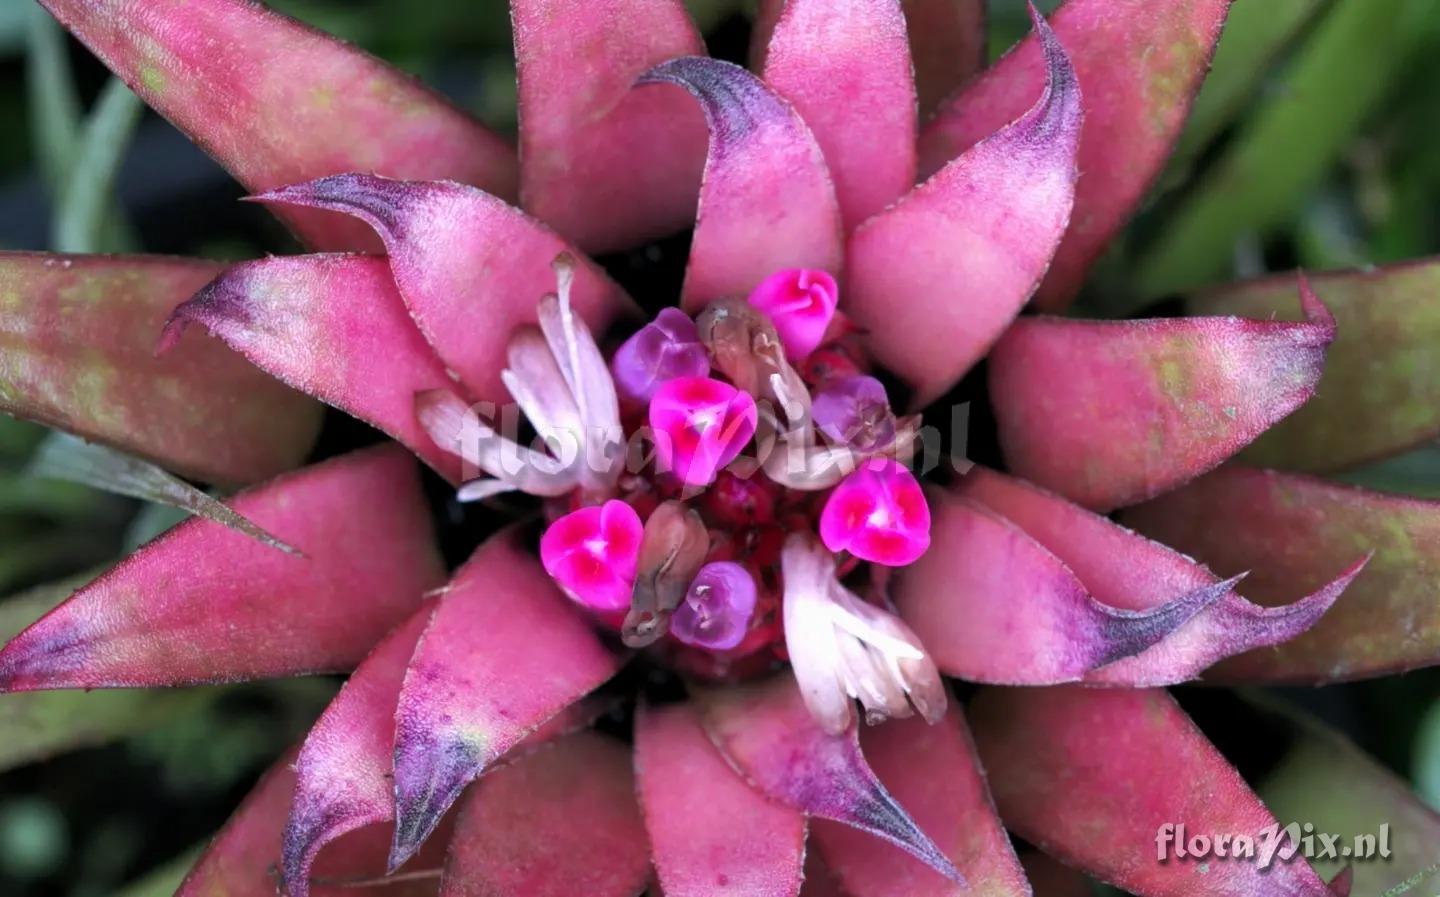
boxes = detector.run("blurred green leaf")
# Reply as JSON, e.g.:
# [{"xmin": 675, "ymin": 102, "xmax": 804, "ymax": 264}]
[
  {"xmin": 1259, "ymin": 699, "xmax": 1440, "ymax": 895},
  {"xmin": 0, "ymin": 798, "xmax": 67, "ymax": 880},
  {"xmin": 52, "ymin": 78, "xmax": 141, "ymax": 254},
  {"xmin": 1175, "ymin": 0, "xmax": 1334, "ymax": 164},
  {"xmin": 24, "ymin": 8, "xmax": 82, "ymax": 191},
  {"xmin": 1417, "ymin": 699, "xmax": 1440, "ymax": 810},
  {"xmin": 0, "ymin": 3, "xmax": 29, "ymax": 56},
  {"xmin": 29, "ymin": 434, "xmax": 300, "ymax": 555},
  {"xmin": 1135, "ymin": 0, "xmax": 1436, "ymax": 298},
  {"xmin": 1332, "ymin": 444, "xmax": 1440, "ymax": 498},
  {"xmin": 0, "ymin": 576, "xmax": 220, "ymax": 773}
]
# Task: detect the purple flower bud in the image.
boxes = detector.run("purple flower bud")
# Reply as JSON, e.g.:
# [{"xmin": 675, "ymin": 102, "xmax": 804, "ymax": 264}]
[
  {"xmin": 670, "ymin": 561, "xmax": 757, "ymax": 651},
  {"xmin": 812, "ymin": 375, "xmax": 897, "ymax": 453},
  {"xmin": 611, "ymin": 307, "xmax": 710, "ymax": 402}
]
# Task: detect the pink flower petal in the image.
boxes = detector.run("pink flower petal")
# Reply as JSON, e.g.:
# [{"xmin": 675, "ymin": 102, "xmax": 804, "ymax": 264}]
[
  {"xmin": 845, "ymin": 6, "xmax": 1081, "ymax": 407},
  {"xmin": 698, "ymin": 675, "xmax": 965, "ymax": 886},
  {"xmin": 812, "ymin": 708, "xmax": 1030, "ymax": 897},
  {"xmin": 650, "ymin": 376, "xmax": 759, "ymax": 487},
  {"xmin": 635, "ymin": 702, "xmax": 806, "ymax": 897},
  {"xmin": 163, "ymin": 254, "xmax": 462, "ymax": 483},
  {"xmin": 819, "ymin": 459, "xmax": 931, "ymax": 567},
  {"xmin": 970, "ymin": 686, "xmax": 1335, "ymax": 897},
  {"xmin": 990, "ymin": 279, "xmax": 1335, "ymax": 511},
  {"xmin": 1190, "ymin": 260, "xmax": 1440, "ymax": 471},
  {"xmin": 442, "ymin": 732, "xmax": 650, "ymax": 897},
  {"xmin": 514, "ymin": 0, "xmax": 706, "ymax": 253},
  {"xmin": 0, "ymin": 445, "xmax": 444, "ymax": 691},
  {"xmin": 920, "ymin": 0, "xmax": 1232, "ymax": 310},
  {"xmin": 389, "ymin": 531, "xmax": 621, "ymax": 869},
  {"xmin": 637, "ymin": 58, "xmax": 844, "ymax": 312},
  {"xmin": 1122, "ymin": 466, "xmax": 1440, "ymax": 684},
  {"xmin": 895, "ymin": 491, "xmax": 1231, "ymax": 684},
  {"xmin": 253, "ymin": 174, "xmax": 634, "ymax": 403},
  {"xmin": 761, "ymin": 0, "xmax": 916, "ymax": 230},
  {"xmin": 746, "ymin": 269, "xmax": 840, "ymax": 361},
  {"xmin": 282, "ymin": 602, "xmax": 436, "ymax": 897},
  {"xmin": 38, "ymin": 0, "xmax": 517, "ymax": 251},
  {"xmin": 0, "ymin": 252, "xmax": 319, "ymax": 485},
  {"xmin": 540, "ymin": 500, "xmax": 645, "ymax": 611},
  {"xmin": 955, "ymin": 466, "xmax": 1369, "ymax": 686}
]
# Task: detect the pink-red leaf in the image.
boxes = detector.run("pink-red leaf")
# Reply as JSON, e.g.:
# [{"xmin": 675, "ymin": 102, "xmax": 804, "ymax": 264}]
[
  {"xmin": 1123, "ymin": 467, "xmax": 1440, "ymax": 683},
  {"xmin": 920, "ymin": 0, "xmax": 1233, "ymax": 310},
  {"xmin": 989, "ymin": 281, "xmax": 1335, "ymax": 511},
  {"xmin": 954, "ymin": 466, "xmax": 1367, "ymax": 685},
  {"xmin": 388, "ymin": 532, "xmax": 621, "ymax": 869},
  {"xmin": 163, "ymin": 254, "xmax": 462, "ymax": 483},
  {"xmin": 255, "ymin": 174, "xmax": 634, "ymax": 403},
  {"xmin": 761, "ymin": 0, "xmax": 916, "ymax": 230},
  {"xmin": 845, "ymin": 7, "xmax": 1080, "ymax": 407},
  {"xmin": 895, "ymin": 490, "xmax": 1230, "ymax": 684},
  {"xmin": 0, "ymin": 252, "xmax": 320, "ymax": 485},
  {"xmin": 441, "ymin": 732, "xmax": 649, "ymax": 897},
  {"xmin": 38, "ymin": 0, "xmax": 517, "ymax": 252},
  {"xmin": 811, "ymin": 708, "xmax": 1030, "ymax": 897},
  {"xmin": 0, "ymin": 445, "xmax": 443, "ymax": 691},
  {"xmin": 1189, "ymin": 260, "xmax": 1440, "ymax": 471},
  {"xmin": 178, "ymin": 749, "xmax": 445, "ymax": 897},
  {"xmin": 634, "ymin": 702, "xmax": 806, "ymax": 897},
  {"xmin": 637, "ymin": 58, "xmax": 844, "ymax": 312},
  {"xmin": 903, "ymin": 0, "xmax": 987, "ymax": 118},
  {"xmin": 970, "ymin": 685, "xmax": 1334, "ymax": 897},
  {"xmin": 282, "ymin": 603, "xmax": 435, "ymax": 897},
  {"xmin": 698, "ymin": 676, "xmax": 964, "ymax": 886},
  {"xmin": 514, "ymin": 0, "xmax": 706, "ymax": 253}
]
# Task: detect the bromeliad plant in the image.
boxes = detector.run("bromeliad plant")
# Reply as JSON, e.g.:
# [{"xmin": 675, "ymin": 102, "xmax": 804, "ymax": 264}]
[{"xmin": 2, "ymin": 0, "xmax": 1438, "ymax": 895}]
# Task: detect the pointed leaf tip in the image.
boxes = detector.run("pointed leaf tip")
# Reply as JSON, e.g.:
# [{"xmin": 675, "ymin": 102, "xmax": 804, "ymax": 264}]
[
  {"xmin": 1123, "ymin": 467, "xmax": 1435, "ymax": 684},
  {"xmin": 813, "ymin": 709, "xmax": 1031, "ymax": 897},
  {"xmin": 920, "ymin": 0, "xmax": 1233, "ymax": 309},
  {"xmin": 29, "ymin": 433, "xmax": 300, "ymax": 555},
  {"xmin": 1188, "ymin": 259, "xmax": 1440, "ymax": 472},
  {"xmin": 165, "ymin": 254, "xmax": 464, "ymax": 483},
  {"xmin": 37, "ymin": 0, "xmax": 516, "ymax": 251},
  {"xmin": 0, "ymin": 252, "xmax": 320, "ymax": 484},
  {"xmin": 699, "ymin": 676, "xmax": 966, "ymax": 888},
  {"xmin": 845, "ymin": 5, "xmax": 1081, "ymax": 407},
  {"xmin": 281, "ymin": 603, "xmax": 434, "ymax": 897},
  {"xmin": 955, "ymin": 466, "xmax": 1367, "ymax": 686},
  {"xmin": 514, "ymin": 0, "xmax": 706, "ymax": 253},
  {"xmin": 255, "ymin": 174, "xmax": 632, "ymax": 403},
  {"xmin": 387, "ymin": 531, "xmax": 621, "ymax": 869},
  {"xmin": 990, "ymin": 281, "xmax": 1336, "ymax": 511},
  {"xmin": 896, "ymin": 492, "xmax": 1228, "ymax": 684},
  {"xmin": 0, "ymin": 445, "xmax": 443, "ymax": 692},
  {"xmin": 637, "ymin": 57, "xmax": 844, "ymax": 312}
]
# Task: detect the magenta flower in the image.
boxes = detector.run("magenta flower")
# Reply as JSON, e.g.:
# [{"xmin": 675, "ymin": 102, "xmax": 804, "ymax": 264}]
[{"xmin": 2, "ymin": 0, "xmax": 1436, "ymax": 895}]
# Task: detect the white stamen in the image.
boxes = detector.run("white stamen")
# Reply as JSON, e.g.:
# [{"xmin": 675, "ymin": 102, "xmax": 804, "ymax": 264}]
[{"xmin": 781, "ymin": 534, "xmax": 947, "ymax": 735}]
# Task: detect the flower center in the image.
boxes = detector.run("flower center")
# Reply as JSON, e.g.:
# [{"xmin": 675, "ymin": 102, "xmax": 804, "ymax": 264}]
[{"xmin": 423, "ymin": 260, "xmax": 939, "ymax": 725}]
